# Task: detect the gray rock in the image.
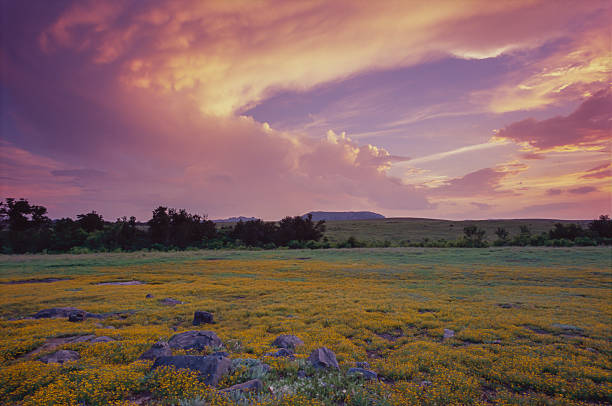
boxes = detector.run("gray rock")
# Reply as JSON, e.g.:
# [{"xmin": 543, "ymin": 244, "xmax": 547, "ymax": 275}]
[
  {"xmin": 39, "ymin": 350, "xmax": 80, "ymax": 364},
  {"xmin": 297, "ymin": 370, "xmax": 306, "ymax": 379},
  {"xmin": 272, "ymin": 334, "xmax": 304, "ymax": 349},
  {"xmin": 145, "ymin": 294, "xmax": 153, "ymax": 299},
  {"xmin": 552, "ymin": 323, "xmax": 584, "ymax": 332},
  {"xmin": 68, "ymin": 310, "xmax": 86, "ymax": 322},
  {"xmin": 420, "ymin": 380, "xmax": 432, "ymax": 387},
  {"xmin": 443, "ymin": 329, "xmax": 455, "ymax": 339},
  {"xmin": 193, "ymin": 311, "xmax": 214, "ymax": 325},
  {"xmin": 356, "ymin": 361, "xmax": 370, "ymax": 368},
  {"xmin": 168, "ymin": 330, "xmax": 223, "ymax": 350},
  {"xmin": 220, "ymin": 379, "xmax": 263, "ymax": 393},
  {"xmin": 308, "ymin": 347, "xmax": 339, "ymax": 370},
  {"xmin": 90, "ymin": 336, "xmax": 115, "ymax": 343},
  {"xmin": 159, "ymin": 298, "xmax": 183, "ymax": 306},
  {"xmin": 347, "ymin": 367, "xmax": 377, "ymax": 380},
  {"xmin": 152, "ymin": 354, "xmax": 231, "ymax": 386},
  {"xmin": 32, "ymin": 307, "xmax": 82, "ymax": 319},
  {"xmin": 265, "ymin": 348, "xmax": 294, "ymax": 358},
  {"xmin": 139, "ymin": 341, "xmax": 172, "ymax": 360}
]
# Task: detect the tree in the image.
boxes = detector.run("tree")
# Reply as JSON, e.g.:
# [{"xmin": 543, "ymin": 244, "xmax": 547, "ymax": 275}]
[
  {"xmin": 52, "ymin": 218, "xmax": 87, "ymax": 251},
  {"xmin": 0, "ymin": 198, "xmax": 52, "ymax": 253},
  {"xmin": 463, "ymin": 226, "xmax": 486, "ymax": 247},
  {"xmin": 149, "ymin": 206, "xmax": 171, "ymax": 245},
  {"xmin": 495, "ymin": 227, "xmax": 509, "ymax": 241},
  {"xmin": 76, "ymin": 211, "xmax": 105, "ymax": 233},
  {"xmin": 548, "ymin": 223, "xmax": 585, "ymax": 241},
  {"xmin": 274, "ymin": 214, "xmax": 326, "ymax": 246},
  {"xmin": 589, "ymin": 215, "xmax": 612, "ymax": 239},
  {"xmin": 231, "ymin": 219, "xmax": 277, "ymax": 247}
]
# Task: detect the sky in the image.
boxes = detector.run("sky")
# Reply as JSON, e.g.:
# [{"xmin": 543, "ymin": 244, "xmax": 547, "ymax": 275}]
[{"xmin": 1, "ymin": 0, "xmax": 611, "ymax": 221}]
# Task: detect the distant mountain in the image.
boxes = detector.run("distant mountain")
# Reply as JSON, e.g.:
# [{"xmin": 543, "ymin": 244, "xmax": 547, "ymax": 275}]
[
  {"xmin": 213, "ymin": 216, "xmax": 260, "ymax": 223},
  {"xmin": 303, "ymin": 211, "xmax": 385, "ymax": 221}
]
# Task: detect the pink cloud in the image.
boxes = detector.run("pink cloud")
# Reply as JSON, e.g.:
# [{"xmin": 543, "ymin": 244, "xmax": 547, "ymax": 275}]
[{"xmin": 494, "ymin": 90, "xmax": 612, "ymax": 151}]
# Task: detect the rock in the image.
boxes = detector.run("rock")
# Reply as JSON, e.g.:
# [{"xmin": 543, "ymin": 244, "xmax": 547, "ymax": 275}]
[
  {"xmin": 90, "ymin": 336, "xmax": 115, "ymax": 343},
  {"xmin": 193, "ymin": 311, "xmax": 214, "ymax": 325},
  {"xmin": 356, "ymin": 361, "xmax": 370, "ymax": 369},
  {"xmin": 32, "ymin": 307, "xmax": 81, "ymax": 319},
  {"xmin": 159, "ymin": 298, "xmax": 183, "ymax": 306},
  {"xmin": 308, "ymin": 347, "xmax": 339, "ymax": 370},
  {"xmin": 272, "ymin": 334, "xmax": 304, "ymax": 349},
  {"xmin": 220, "ymin": 379, "xmax": 263, "ymax": 393},
  {"xmin": 552, "ymin": 323, "xmax": 584, "ymax": 332},
  {"xmin": 97, "ymin": 281, "xmax": 144, "ymax": 285},
  {"xmin": 347, "ymin": 367, "xmax": 378, "ymax": 380},
  {"xmin": 265, "ymin": 348, "xmax": 294, "ymax": 358},
  {"xmin": 297, "ymin": 370, "xmax": 306, "ymax": 379},
  {"xmin": 139, "ymin": 341, "xmax": 172, "ymax": 360},
  {"xmin": 420, "ymin": 380, "xmax": 432, "ymax": 387},
  {"xmin": 443, "ymin": 329, "xmax": 455, "ymax": 339},
  {"xmin": 152, "ymin": 354, "xmax": 231, "ymax": 386},
  {"xmin": 145, "ymin": 294, "xmax": 153, "ymax": 299},
  {"xmin": 168, "ymin": 331, "xmax": 223, "ymax": 350},
  {"xmin": 68, "ymin": 310, "xmax": 86, "ymax": 322},
  {"xmin": 39, "ymin": 350, "xmax": 80, "ymax": 364}
]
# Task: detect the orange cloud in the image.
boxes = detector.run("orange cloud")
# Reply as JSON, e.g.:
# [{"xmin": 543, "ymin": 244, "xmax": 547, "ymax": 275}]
[{"xmin": 39, "ymin": 0, "xmax": 608, "ymax": 116}]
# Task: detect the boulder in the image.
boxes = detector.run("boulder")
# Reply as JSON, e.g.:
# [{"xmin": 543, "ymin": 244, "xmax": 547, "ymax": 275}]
[
  {"xmin": 145, "ymin": 294, "xmax": 153, "ymax": 299},
  {"xmin": 272, "ymin": 334, "xmax": 304, "ymax": 349},
  {"xmin": 443, "ymin": 329, "xmax": 455, "ymax": 339},
  {"xmin": 347, "ymin": 367, "xmax": 377, "ymax": 380},
  {"xmin": 307, "ymin": 347, "xmax": 339, "ymax": 370},
  {"xmin": 356, "ymin": 361, "xmax": 370, "ymax": 369},
  {"xmin": 68, "ymin": 310, "xmax": 86, "ymax": 322},
  {"xmin": 265, "ymin": 348, "xmax": 294, "ymax": 358},
  {"xmin": 193, "ymin": 311, "xmax": 214, "ymax": 325},
  {"xmin": 168, "ymin": 331, "xmax": 223, "ymax": 350},
  {"xmin": 220, "ymin": 379, "xmax": 263, "ymax": 393},
  {"xmin": 90, "ymin": 336, "xmax": 115, "ymax": 343},
  {"xmin": 139, "ymin": 341, "xmax": 172, "ymax": 360},
  {"xmin": 152, "ymin": 354, "xmax": 231, "ymax": 386},
  {"xmin": 39, "ymin": 350, "xmax": 80, "ymax": 364},
  {"xmin": 159, "ymin": 298, "xmax": 183, "ymax": 306}
]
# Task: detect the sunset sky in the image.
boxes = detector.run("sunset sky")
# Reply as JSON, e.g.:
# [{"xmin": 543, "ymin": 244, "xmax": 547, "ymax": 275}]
[{"xmin": 1, "ymin": 0, "xmax": 611, "ymax": 221}]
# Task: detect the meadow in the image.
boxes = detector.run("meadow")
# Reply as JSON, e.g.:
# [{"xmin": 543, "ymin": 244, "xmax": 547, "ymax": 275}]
[{"xmin": 0, "ymin": 247, "xmax": 610, "ymax": 405}]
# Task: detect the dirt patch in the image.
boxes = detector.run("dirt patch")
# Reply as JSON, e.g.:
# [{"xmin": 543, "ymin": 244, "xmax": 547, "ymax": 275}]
[
  {"xmin": 2, "ymin": 278, "xmax": 69, "ymax": 284},
  {"xmin": 376, "ymin": 328, "xmax": 403, "ymax": 342},
  {"xmin": 97, "ymin": 281, "xmax": 145, "ymax": 285}
]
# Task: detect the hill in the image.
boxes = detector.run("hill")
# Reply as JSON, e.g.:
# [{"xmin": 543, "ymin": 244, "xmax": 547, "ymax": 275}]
[
  {"xmin": 213, "ymin": 216, "xmax": 259, "ymax": 223},
  {"xmin": 303, "ymin": 211, "xmax": 385, "ymax": 221},
  {"xmin": 322, "ymin": 217, "xmax": 592, "ymax": 244}
]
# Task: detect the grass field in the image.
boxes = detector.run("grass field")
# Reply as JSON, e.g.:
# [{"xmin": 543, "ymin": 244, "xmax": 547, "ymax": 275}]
[
  {"xmin": 321, "ymin": 218, "xmax": 593, "ymax": 245},
  {"xmin": 0, "ymin": 247, "xmax": 610, "ymax": 405}
]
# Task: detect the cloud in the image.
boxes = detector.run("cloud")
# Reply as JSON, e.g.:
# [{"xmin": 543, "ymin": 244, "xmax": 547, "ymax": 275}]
[
  {"xmin": 568, "ymin": 186, "xmax": 598, "ymax": 195},
  {"xmin": 493, "ymin": 90, "xmax": 612, "ymax": 151},
  {"xmin": 51, "ymin": 169, "xmax": 106, "ymax": 178},
  {"xmin": 546, "ymin": 188, "xmax": 563, "ymax": 196},
  {"xmin": 470, "ymin": 202, "xmax": 493, "ymax": 210},
  {"xmin": 581, "ymin": 162, "xmax": 612, "ymax": 179}
]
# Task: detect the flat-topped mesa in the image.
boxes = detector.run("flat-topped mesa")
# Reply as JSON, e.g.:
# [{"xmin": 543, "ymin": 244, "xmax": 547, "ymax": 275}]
[{"xmin": 168, "ymin": 330, "xmax": 223, "ymax": 350}]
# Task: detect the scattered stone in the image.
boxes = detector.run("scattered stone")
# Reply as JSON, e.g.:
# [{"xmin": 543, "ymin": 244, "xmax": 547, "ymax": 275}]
[
  {"xmin": 32, "ymin": 307, "xmax": 82, "ymax": 319},
  {"xmin": 443, "ymin": 329, "xmax": 455, "ymax": 339},
  {"xmin": 308, "ymin": 347, "xmax": 339, "ymax": 370},
  {"xmin": 90, "ymin": 336, "xmax": 115, "ymax": 343},
  {"xmin": 211, "ymin": 351, "xmax": 230, "ymax": 358},
  {"xmin": 347, "ymin": 367, "xmax": 378, "ymax": 380},
  {"xmin": 420, "ymin": 380, "xmax": 432, "ymax": 388},
  {"xmin": 97, "ymin": 281, "xmax": 144, "ymax": 285},
  {"xmin": 272, "ymin": 334, "xmax": 304, "ymax": 349},
  {"xmin": 39, "ymin": 350, "xmax": 80, "ymax": 364},
  {"xmin": 193, "ymin": 311, "xmax": 214, "ymax": 325},
  {"xmin": 152, "ymin": 354, "xmax": 231, "ymax": 386},
  {"xmin": 220, "ymin": 379, "xmax": 263, "ymax": 393},
  {"xmin": 168, "ymin": 330, "xmax": 223, "ymax": 350},
  {"xmin": 68, "ymin": 310, "xmax": 86, "ymax": 322},
  {"xmin": 356, "ymin": 361, "xmax": 370, "ymax": 369},
  {"xmin": 139, "ymin": 341, "xmax": 172, "ymax": 360},
  {"xmin": 377, "ymin": 328, "xmax": 403, "ymax": 342},
  {"xmin": 265, "ymin": 348, "xmax": 294, "ymax": 358},
  {"xmin": 297, "ymin": 370, "xmax": 306, "ymax": 379},
  {"xmin": 497, "ymin": 303, "xmax": 516, "ymax": 309},
  {"xmin": 145, "ymin": 294, "xmax": 153, "ymax": 299},
  {"xmin": 159, "ymin": 298, "xmax": 183, "ymax": 306}
]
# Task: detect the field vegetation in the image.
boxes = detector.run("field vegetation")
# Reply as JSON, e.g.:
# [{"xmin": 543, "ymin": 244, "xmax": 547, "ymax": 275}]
[{"xmin": 0, "ymin": 247, "xmax": 610, "ymax": 405}]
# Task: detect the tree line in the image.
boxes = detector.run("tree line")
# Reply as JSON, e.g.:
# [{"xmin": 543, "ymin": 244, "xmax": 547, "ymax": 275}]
[{"xmin": 0, "ymin": 198, "xmax": 326, "ymax": 254}]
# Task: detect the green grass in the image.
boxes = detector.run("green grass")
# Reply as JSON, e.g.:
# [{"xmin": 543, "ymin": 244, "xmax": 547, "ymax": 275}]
[{"xmin": 322, "ymin": 217, "xmax": 593, "ymax": 244}]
